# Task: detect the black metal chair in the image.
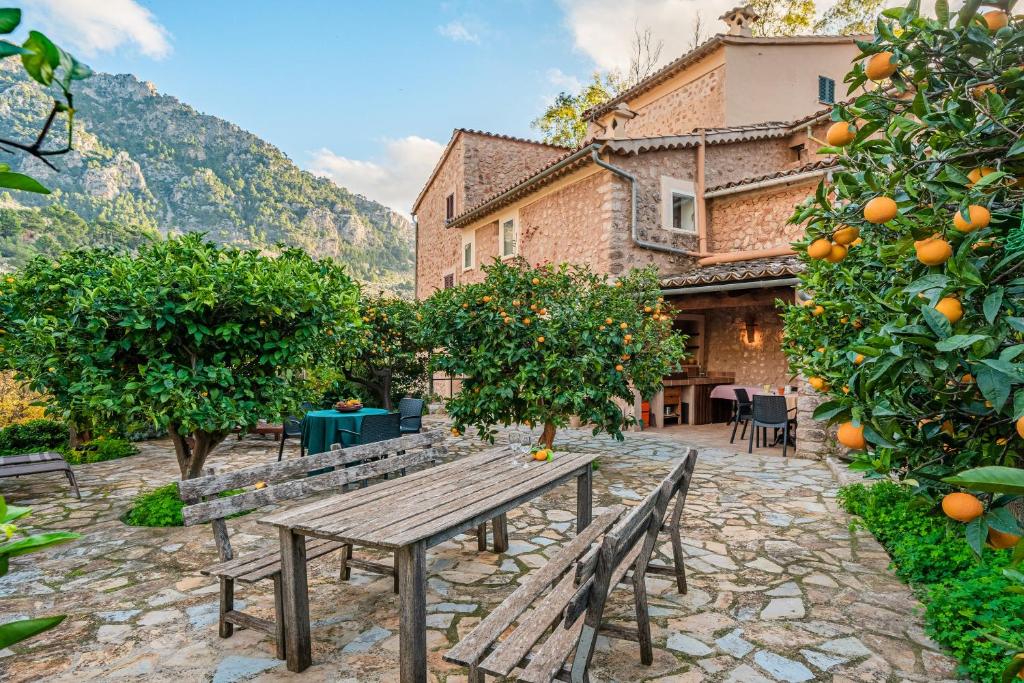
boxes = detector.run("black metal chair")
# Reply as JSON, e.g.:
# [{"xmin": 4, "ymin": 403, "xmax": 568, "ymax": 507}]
[
  {"xmin": 277, "ymin": 401, "xmax": 315, "ymax": 461},
  {"xmin": 397, "ymin": 397, "xmax": 424, "ymax": 434},
  {"xmin": 730, "ymin": 388, "xmax": 753, "ymax": 444},
  {"xmin": 748, "ymin": 395, "xmax": 796, "ymax": 458},
  {"xmin": 336, "ymin": 413, "xmax": 403, "ymax": 487}
]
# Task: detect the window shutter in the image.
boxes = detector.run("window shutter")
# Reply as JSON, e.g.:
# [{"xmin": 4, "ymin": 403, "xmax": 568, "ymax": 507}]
[
  {"xmin": 818, "ymin": 76, "xmax": 835, "ymax": 104},
  {"xmin": 443, "ymin": 273, "xmax": 454, "ymax": 289},
  {"xmin": 445, "ymin": 193, "xmax": 455, "ymax": 221}
]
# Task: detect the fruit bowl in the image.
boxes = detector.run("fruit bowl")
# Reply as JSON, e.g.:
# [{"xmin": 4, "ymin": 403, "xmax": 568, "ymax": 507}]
[{"xmin": 334, "ymin": 402, "xmax": 363, "ymax": 413}]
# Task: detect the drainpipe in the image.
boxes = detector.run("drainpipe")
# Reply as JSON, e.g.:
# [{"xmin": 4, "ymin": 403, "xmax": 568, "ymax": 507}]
[
  {"xmin": 590, "ymin": 148, "xmax": 704, "ymax": 257},
  {"xmin": 696, "ymin": 130, "xmax": 708, "ymax": 254}
]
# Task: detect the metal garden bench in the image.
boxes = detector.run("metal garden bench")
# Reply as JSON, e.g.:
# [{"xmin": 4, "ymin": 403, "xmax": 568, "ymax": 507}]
[{"xmin": 0, "ymin": 451, "xmax": 80, "ymax": 499}]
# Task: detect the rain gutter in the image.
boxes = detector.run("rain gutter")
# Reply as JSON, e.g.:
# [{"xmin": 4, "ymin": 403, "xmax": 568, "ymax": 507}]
[{"xmin": 661, "ymin": 277, "xmax": 800, "ymax": 296}]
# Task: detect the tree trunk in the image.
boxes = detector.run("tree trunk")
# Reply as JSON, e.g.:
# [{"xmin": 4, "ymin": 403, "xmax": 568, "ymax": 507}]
[
  {"xmin": 538, "ymin": 422, "xmax": 556, "ymax": 450},
  {"xmin": 67, "ymin": 420, "xmax": 92, "ymax": 449},
  {"xmin": 168, "ymin": 424, "xmax": 228, "ymax": 480},
  {"xmin": 380, "ymin": 370, "xmax": 393, "ymax": 411}
]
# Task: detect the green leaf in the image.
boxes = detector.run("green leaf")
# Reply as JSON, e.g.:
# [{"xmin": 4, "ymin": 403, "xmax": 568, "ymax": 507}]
[
  {"xmin": 976, "ymin": 364, "xmax": 1011, "ymax": 411},
  {"xmin": 1007, "ymin": 137, "xmax": 1024, "ymax": 158},
  {"xmin": 0, "ymin": 172, "xmax": 50, "ymax": 194},
  {"xmin": 987, "ymin": 506, "xmax": 1023, "ymax": 535},
  {"xmin": 1, "ymin": 503, "xmax": 29, "ymax": 524},
  {"xmin": 0, "ymin": 615, "xmax": 65, "ymax": 649},
  {"xmin": 0, "ymin": 8, "xmax": 19, "ymax": 34},
  {"xmin": 935, "ymin": 334, "xmax": 989, "ymax": 352},
  {"xmin": 0, "ymin": 39, "xmax": 30, "ymax": 57},
  {"xmin": 20, "ymin": 31, "xmax": 60, "ymax": 86},
  {"xmin": 0, "ymin": 531, "xmax": 80, "ymax": 558},
  {"xmin": 984, "ymin": 287, "xmax": 1004, "ymax": 323},
  {"xmin": 812, "ymin": 400, "xmax": 849, "ymax": 422},
  {"xmin": 965, "ymin": 517, "xmax": 986, "ymax": 556},
  {"xmin": 934, "ymin": 0, "xmax": 949, "ymax": 24},
  {"xmin": 921, "ymin": 305, "xmax": 952, "ymax": 338},
  {"xmin": 943, "ymin": 466, "xmax": 1024, "ymax": 494}
]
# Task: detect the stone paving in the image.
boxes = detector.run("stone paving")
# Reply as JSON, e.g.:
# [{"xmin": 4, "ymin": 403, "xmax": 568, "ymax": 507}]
[{"xmin": 0, "ymin": 421, "xmax": 962, "ymax": 682}]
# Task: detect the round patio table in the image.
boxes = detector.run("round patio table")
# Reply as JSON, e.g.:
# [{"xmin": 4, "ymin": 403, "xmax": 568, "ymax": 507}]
[{"xmin": 302, "ymin": 407, "xmax": 389, "ymax": 455}]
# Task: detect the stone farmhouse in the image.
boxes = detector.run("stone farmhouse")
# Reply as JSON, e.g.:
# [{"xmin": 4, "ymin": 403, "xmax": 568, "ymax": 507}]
[{"xmin": 412, "ymin": 7, "xmax": 860, "ymax": 458}]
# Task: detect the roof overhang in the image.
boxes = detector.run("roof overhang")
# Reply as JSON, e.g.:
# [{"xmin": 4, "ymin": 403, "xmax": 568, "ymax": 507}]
[{"xmin": 660, "ymin": 255, "xmax": 805, "ymax": 290}]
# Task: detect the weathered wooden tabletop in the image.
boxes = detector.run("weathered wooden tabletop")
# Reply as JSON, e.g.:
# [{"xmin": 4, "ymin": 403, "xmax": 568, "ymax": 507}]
[
  {"xmin": 259, "ymin": 447, "xmax": 598, "ymax": 549},
  {"xmin": 258, "ymin": 446, "xmax": 598, "ymax": 682}
]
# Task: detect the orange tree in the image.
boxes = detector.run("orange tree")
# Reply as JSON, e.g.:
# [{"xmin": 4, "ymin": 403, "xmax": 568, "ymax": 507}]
[
  {"xmin": 0, "ymin": 234, "xmax": 360, "ymax": 478},
  {"xmin": 783, "ymin": 2, "xmax": 1024, "ymax": 540},
  {"xmin": 418, "ymin": 260, "xmax": 686, "ymax": 448}
]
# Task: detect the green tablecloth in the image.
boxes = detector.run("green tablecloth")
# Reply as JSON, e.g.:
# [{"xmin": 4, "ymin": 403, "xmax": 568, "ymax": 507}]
[{"xmin": 301, "ymin": 408, "xmax": 389, "ymax": 455}]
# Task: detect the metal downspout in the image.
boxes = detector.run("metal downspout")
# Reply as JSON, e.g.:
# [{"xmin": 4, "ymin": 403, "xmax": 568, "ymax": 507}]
[{"xmin": 590, "ymin": 148, "xmax": 702, "ymax": 257}]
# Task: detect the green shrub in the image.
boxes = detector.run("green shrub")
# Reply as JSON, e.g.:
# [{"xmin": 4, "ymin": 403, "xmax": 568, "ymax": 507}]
[
  {"xmin": 124, "ymin": 484, "xmax": 184, "ymax": 527},
  {"xmin": 0, "ymin": 418, "xmax": 67, "ymax": 456},
  {"xmin": 925, "ymin": 564, "xmax": 1024, "ymax": 682},
  {"xmin": 840, "ymin": 482, "xmax": 1023, "ymax": 680},
  {"xmin": 63, "ymin": 437, "xmax": 138, "ymax": 465}
]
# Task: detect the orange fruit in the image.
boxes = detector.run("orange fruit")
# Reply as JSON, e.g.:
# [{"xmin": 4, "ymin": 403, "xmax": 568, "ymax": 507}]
[
  {"xmin": 605, "ymin": 317, "xmax": 613, "ymax": 325},
  {"xmin": 619, "ymin": 322, "xmax": 628, "ymax": 330},
  {"xmin": 866, "ymin": 52, "xmax": 897, "ymax": 80},
  {"xmin": 952, "ymin": 205, "xmax": 991, "ymax": 232},
  {"xmin": 536, "ymin": 336, "xmax": 544, "ymax": 343},
  {"xmin": 504, "ymin": 317, "xmax": 512, "ymax": 324},
  {"xmin": 825, "ymin": 244, "xmax": 848, "ymax": 263},
  {"xmin": 808, "ymin": 238, "xmax": 833, "ymax": 259},
  {"xmin": 864, "ymin": 197, "xmax": 898, "ymax": 223},
  {"xmin": 935, "ymin": 297, "xmax": 963, "ymax": 323},
  {"xmin": 624, "ymin": 333, "xmax": 633, "ymax": 342},
  {"xmin": 983, "ymin": 10, "xmax": 1009, "ymax": 31},
  {"xmin": 987, "ymin": 528, "xmax": 1020, "ymax": 549},
  {"xmin": 854, "ymin": 354, "xmax": 865, "ymax": 365},
  {"xmin": 615, "ymin": 364, "xmax": 624, "ymax": 372},
  {"xmin": 531, "ymin": 277, "xmax": 540, "ymax": 285},
  {"xmin": 533, "ymin": 449, "xmax": 549, "ymax": 461},
  {"xmin": 1017, "ymin": 415, "xmax": 1024, "ymax": 439},
  {"xmin": 842, "ymin": 385, "xmax": 850, "ymax": 394},
  {"xmin": 483, "ymin": 295, "xmax": 492, "ymax": 303},
  {"xmin": 826, "ymin": 121, "xmax": 857, "ymax": 146},
  {"xmin": 941, "ymin": 420, "xmax": 955, "ymax": 436},
  {"xmin": 837, "ymin": 422, "xmax": 866, "ymax": 450},
  {"xmin": 941, "ymin": 492, "xmax": 984, "ymax": 522},
  {"xmin": 961, "ymin": 373, "xmax": 974, "ymax": 384},
  {"xmin": 833, "ymin": 226, "xmax": 860, "ymax": 245},
  {"xmin": 967, "ymin": 166, "xmax": 996, "ymax": 186},
  {"xmin": 915, "ymin": 236, "xmax": 953, "ymax": 266},
  {"xmin": 451, "ymin": 428, "xmax": 461, "ymax": 436},
  {"xmin": 812, "ymin": 305, "xmax": 825, "ymax": 316},
  {"xmin": 808, "ymin": 376, "xmax": 828, "ymax": 391},
  {"xmin": 522, "ymin": 317, "xmax": 531, "ymax": 325}
]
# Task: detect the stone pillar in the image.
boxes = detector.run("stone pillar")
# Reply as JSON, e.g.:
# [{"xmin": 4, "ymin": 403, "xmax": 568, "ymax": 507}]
[{"xmin": 794, "ymin": 377, "xmax": 838, "ymax": 460}]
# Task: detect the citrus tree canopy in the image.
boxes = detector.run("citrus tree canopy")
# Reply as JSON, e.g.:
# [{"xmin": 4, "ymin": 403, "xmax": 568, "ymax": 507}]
[
  {"xmin": 0, "ymin": 233, "xmax": 360, "ymax": 478},
  {"xmin": 419, "ymin": 260, "xmax": 687, "ymax": 448},
  {"xmin": 784, "ymin": 2, "xmax": 1024, "ymax": 484}
]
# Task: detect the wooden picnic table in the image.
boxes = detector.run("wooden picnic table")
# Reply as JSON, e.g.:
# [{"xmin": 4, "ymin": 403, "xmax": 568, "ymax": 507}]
[{"xmin": 259, "ymin": 446, "xmax": 598, "ymax": 682}]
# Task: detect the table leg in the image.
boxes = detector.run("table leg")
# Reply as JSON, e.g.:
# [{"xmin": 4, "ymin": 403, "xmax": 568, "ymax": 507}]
[
  {"xmin": 278, "ymin": 527, "xmax": 311, "ymax": 672},
  {"xmin": 492, "ymin": 514, "xmax": 509, "ymax": 553},
  {"xmin": 577, "ymin": 466, "xmax": 593, "ymax": 533},
  {"xmin": 397, "ymin": 541, "xmax": 428, "ymax": 683}
]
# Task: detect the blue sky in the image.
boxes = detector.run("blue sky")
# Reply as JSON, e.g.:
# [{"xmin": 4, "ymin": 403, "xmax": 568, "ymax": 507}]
[{"xmin": 11, "ymin": 0, "xmax": 861, "ymax": 213}]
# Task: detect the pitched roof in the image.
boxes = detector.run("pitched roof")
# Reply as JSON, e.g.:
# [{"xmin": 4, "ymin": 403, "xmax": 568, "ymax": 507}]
[
  {"xmin": 600, "ymin": 122, "xmax": 793, "ymax": 155},
  {"xmin": 410, "ymin": 129, "xmax": 568, "ymax": 215},
  {"xmin": 660, "ymin": 255, "xmax": 804, "ymax": 288},
  {"xmin": 706, "ymin": 158, "xmax": 837, "ymax": 194},
  {"xmin": 584, "ymin": 33, "xmax": 860, "ymax": 122}
]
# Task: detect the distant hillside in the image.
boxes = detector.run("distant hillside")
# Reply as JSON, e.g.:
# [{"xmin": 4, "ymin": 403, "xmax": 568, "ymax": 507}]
[{"xmin": 0, "ymin": 59, "xmax": 413, "ymax": 293}]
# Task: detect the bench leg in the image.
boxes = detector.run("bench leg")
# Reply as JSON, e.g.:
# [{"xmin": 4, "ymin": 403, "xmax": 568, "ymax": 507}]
[
  {"xmin": 393, "ymin": 553, "xmax": 400, "ymax": 595},
  {"xmin": 339, "ymin": 543, "xmax": 352, "ymax": 581},
  {"xmin": 219, "ymin": 577, "xmax": 234, "ymax": 638},
  {"xmin": 65, "ymin": 467, "xmax": 81, "ymax": 499},
  {"xmin": 476, "ymin": 523, "xmax": 488, "ymax": 551},
  {"xmin": 631, "ymin": 572, "xmax": 653, "ymax": 666},
  {"xmin": 468, "ymin": 665, "xmax": 486, "ymax": 683},
  {"xmin": 492, "ymin": 514, "xmax": 509, "ymax": 554},
  {"xmin": 273, "ymin": 573, "xmax": 287, "ymax": 660}
]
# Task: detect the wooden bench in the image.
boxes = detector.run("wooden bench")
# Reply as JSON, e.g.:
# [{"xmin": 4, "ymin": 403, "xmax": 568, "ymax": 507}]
[
  {"xmin": 444, "ymin": 448, "xmax": 697, "ymax": 682},
  {"xmin": 0, "ymin": 451, "xmax": 80, "ymax": 499},
  {"xmin": 178, "ymin": 430, "xmax": 446, "ymax": 660}
]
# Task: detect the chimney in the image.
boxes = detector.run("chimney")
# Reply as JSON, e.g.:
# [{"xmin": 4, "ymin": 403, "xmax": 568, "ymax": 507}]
[
  {"xmin": 607, "ymin": 103, "xmax": 637, "ymax": 139},
  {"xmin": 719, "ymin": 5, "xmax": 759, "ymax": 37}
]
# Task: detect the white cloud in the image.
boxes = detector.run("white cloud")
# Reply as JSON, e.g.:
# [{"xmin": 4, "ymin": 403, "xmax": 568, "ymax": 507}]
[
  {"xmin": 546, "ymin": 67, "xmax": 584, "ymax": 94},
  {"xmin": 308, "ymin": 136, "xmax": 446, "ymax": 217},
  {"xmin": 437, "ymin": 20, "xmax": 480, "ymax": 44},
  {"xmin": 25, "ymin": 0, "xmax": 171, "ymax": 59}
]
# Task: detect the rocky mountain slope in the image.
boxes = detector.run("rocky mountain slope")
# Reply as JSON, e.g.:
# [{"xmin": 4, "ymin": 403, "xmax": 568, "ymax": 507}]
[{"xmin": 0, "ymin": 59, "xmax": 413, "ymax": 292}]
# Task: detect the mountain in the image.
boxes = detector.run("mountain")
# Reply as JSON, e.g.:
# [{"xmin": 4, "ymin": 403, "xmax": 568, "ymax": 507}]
[{"xmin": 0, "ymin": 59, "xmax": 413, "ymax": 293}]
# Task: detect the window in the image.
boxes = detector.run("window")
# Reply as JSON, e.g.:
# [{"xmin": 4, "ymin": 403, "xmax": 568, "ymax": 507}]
[
  {"xmin": 443, "ymin": 273, "xmax": 454, "ymax": 289},
  {"xmin": 660, "ymin": 176, "xmax": 698, "ymax": 234},
  {"xmin": 445, "ymin": 193, "xmax": 455, "ymax": 221},
  {"xmin": 818, "ymin": 76, "xmax": 835, "ymax": 104},
  {"xmin": 462, "ymin": 234, "xmax": 474, "ymax": 271},
  {"xmin": 499, "ymin": 214, "xmax": 517, "ymax": 259}
]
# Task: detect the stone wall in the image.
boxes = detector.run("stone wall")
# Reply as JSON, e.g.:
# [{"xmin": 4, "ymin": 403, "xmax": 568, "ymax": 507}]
[
  {"xmin": 619, "ymin": 66, "xmax": 727, "ymax": 137},
  {"xmin": 704, "ymin": 138, "xmax": 798, "ymax": 189},
  {"xmin": 415, "ymin": 135, "xmax": 465, "ymax": 299},
  {"xmin": 704, "ymin": 303, "xmax": 791, "ymax": 387},
  {"xmin": 463, "ymin": 134, "xmax": 565, "ymax": 207},
  {"xmin": 707, "ymin": 179, "xmax": 816, "ymax": 252},
  {"xmin": 462, "ymin": 221, "xmax": 498, "ymax": 284}
]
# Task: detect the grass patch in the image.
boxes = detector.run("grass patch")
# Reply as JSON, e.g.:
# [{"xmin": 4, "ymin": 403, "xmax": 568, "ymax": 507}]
[
  {"xmin": 123, "ymin": 484, "xmax": 248, "ymax": 528},
  {"xmin": 839, "ymin": 481, "xmax": 1023, "ymax": 682}
]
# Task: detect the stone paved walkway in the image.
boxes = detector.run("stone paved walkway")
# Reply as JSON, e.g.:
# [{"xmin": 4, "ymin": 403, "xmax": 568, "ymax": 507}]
[{"xmin": 0, "ymin": 422, "xmax": 961, "ymax": 682}]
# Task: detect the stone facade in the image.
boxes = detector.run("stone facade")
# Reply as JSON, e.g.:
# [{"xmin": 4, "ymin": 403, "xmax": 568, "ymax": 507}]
[
  {"xmin": 616, "ymin": 66, "xmax": 727, "ymax": 138},
  {"xmin": 704, "ymin": 303, "xmax": 791, "ymax": 387},
  {"xmin": 707, "ymin": 180, "xmax": 817, "ymax": 253},
  {"xmin": 462, "ymin": 135, "xmax": 564, "ymax": 207}
]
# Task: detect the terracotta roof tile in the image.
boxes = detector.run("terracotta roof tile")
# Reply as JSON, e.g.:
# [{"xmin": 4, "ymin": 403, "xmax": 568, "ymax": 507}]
[
  {"xmin": 660, "ymin": 255, "xmax": 805, "ymax": 288},
  {"xmin": 455, "ymin": 128, "xmax": 570, "ymax": 150},
  {"xmin": 706, "ymin": 159, "xmax": 837, "ymax": 194}
]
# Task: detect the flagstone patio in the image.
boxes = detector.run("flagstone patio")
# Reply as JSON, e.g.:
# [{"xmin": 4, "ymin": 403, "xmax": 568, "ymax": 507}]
[{"xmin": 0, "ymin": 422, "xmax": 961, "ymax": 682}]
